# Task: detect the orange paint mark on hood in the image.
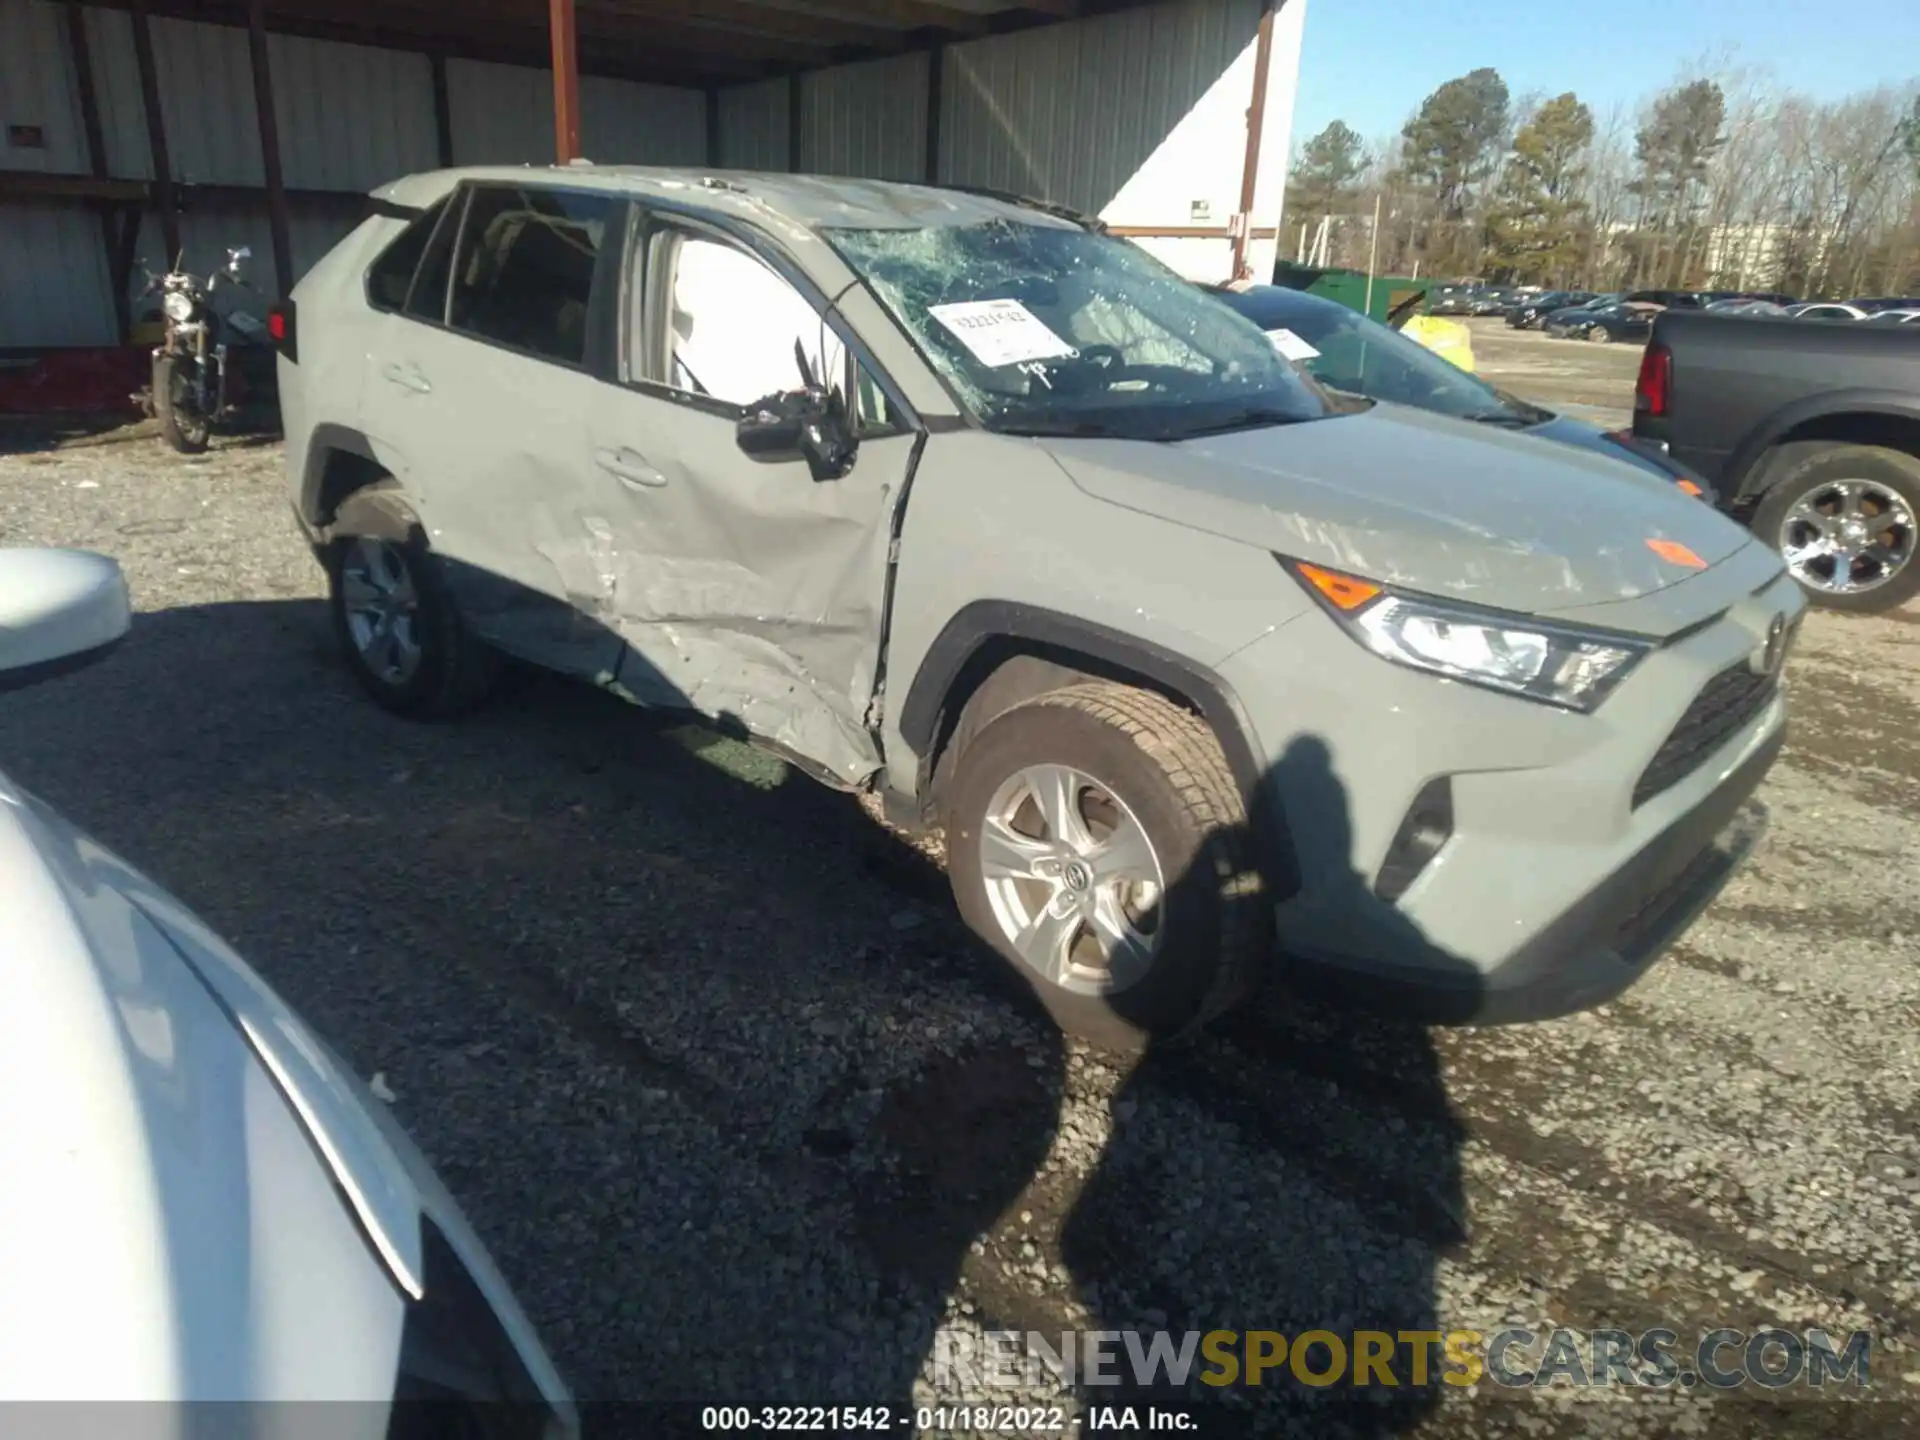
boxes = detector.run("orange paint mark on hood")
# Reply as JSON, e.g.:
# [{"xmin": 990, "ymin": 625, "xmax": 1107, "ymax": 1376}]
[{"xmin": 1646, "ymin": 537, "xmax": 1709, "ymax": 569}]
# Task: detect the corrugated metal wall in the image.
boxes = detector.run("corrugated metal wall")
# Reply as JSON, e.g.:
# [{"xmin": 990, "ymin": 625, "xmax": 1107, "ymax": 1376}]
[
  {"xmin": 5, "ymin": 0, "xmax": 1301, "ymax": 347},
  {"xmin": 0, "ymin": 204, "xmax": 118, "ymax": 349},
  {"xmin": 938, "ymin": 0, "xmax": 1261, "ymax": 214},
  {"xmin": 0, "ymin": 0, "xmax": 89, "ymax": 174},
  {"xmin": 717, "ymin": 78, "xmax": 788, "ymax": 171},
  {"xmin": 1, "ymin": 0, "xmax": 711, "ymax": 347},
  {"xmin": 796, "ymin": 54, "xmax": 928, "ymax": 183},
  {"xmin": 268, "ymin": 33, "xmax": 439, "ymax": 191},
  {"xmin": 447, "ymin": 60, "xmax": 706, "ymax": 167}
]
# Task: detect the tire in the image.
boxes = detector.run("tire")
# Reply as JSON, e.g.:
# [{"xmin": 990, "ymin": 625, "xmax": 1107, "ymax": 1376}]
[
  {"xmin": 152, "ymin": 354, "xmax": 210, "ymax": 454},
  {"xmin": 1586, "ymin": 325, "xmax": 1613, "ymax": 344},
  {"xmin": 326, "ymin": 531, "xmax": 502, "ymax": 718},
  {"xmin": 943, "ymin": 682, "xmax": 1268, "ymax": 1048},
  {"xmin": 1751, "ymin": 443, "xmax": 1920, "ymax": 614}
]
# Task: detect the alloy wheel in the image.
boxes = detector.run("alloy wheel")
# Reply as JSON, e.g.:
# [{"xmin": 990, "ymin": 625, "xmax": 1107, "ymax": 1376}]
[
  {"xmin": 977, "ymin": 763, "xmax": 1165, "ymax": 996},
  {"xmin": 1780, "ymin": 478, "xmax": 1916, "ymax": 596},
  {"xmin": 340, "ymin": 537, "xmax": 424, "ymax": 684}
]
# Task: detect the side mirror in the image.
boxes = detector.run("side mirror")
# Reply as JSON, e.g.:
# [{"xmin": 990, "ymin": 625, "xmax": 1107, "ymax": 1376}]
[
  {"xmin": 735, "ymin": 387, "xmax": 858, "ymax": 482},
  {"xmin": 0, "ymin": 549, "xmax": 132, "ymax": 695}
]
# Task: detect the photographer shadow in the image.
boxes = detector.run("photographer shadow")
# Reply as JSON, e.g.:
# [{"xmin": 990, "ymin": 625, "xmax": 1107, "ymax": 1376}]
[{"xmin": 1052, "ymin": 733, "xmax": 1476, "ymax": 1435}]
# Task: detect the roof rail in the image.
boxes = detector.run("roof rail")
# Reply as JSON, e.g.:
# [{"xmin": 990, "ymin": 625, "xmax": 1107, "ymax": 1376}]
[{"xmin": 935, "ymin": 184, "xmax": 1107, "ymax": 233}]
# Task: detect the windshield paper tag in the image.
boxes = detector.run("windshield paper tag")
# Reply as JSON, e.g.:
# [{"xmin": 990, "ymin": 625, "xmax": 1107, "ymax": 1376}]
[
  {"xmin": 1265, "ymin": 328, "xmax": 1321, "ymax": 362},
  {"xmin": 929, "ymin": 300, "xmax": 1077, "ymax": 368}
]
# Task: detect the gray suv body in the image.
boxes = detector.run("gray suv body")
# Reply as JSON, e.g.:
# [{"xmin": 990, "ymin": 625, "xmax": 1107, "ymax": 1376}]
[{"xmin": 278, "ymin": 166, "xmax": 1801, "ymax": 1045}]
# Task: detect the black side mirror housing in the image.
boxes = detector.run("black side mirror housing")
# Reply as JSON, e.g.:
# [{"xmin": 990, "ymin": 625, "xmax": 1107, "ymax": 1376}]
[{"xmin": 735, "ymin": 386, "xmax": 858, "ymax": 482}]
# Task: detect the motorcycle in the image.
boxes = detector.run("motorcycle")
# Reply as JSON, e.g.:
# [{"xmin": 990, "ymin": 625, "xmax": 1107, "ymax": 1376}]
[{"xmin": 136, "ymin": 246, "xmax": 279, "ymax": 454}]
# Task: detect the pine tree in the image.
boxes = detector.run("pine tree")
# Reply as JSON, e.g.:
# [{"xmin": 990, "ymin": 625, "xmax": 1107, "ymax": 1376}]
[{"xmin": 1485, "ymin": 93, "xmax": 1595, "ymax": 283}]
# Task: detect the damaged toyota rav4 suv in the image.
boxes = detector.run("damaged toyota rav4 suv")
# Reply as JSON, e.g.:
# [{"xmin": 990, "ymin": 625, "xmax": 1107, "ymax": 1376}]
[{"xmin": 278, "ymin": 167, "xmax": 1800, "ymax": 1046}]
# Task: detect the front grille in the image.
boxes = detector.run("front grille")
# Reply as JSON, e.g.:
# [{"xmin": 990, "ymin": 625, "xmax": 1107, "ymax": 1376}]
[{"xmin": 1632, "ymin": 663, "xmax": 1777, "ymax": 808}]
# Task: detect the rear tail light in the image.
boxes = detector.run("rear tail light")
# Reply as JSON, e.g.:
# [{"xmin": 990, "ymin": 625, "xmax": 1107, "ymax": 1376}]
[
  {"xmin": 1635, "ymin": 342, "xmax": 1670, "ymax": 417},
  {"xmin": 267, "ymin": 301, "xmax": 296, "ymax": 360}
]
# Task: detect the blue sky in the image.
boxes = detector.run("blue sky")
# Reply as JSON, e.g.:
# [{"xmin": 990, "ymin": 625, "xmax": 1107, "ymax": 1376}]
[{"xmin": 1292, "ymin": 0, "xmax": 1920, "ymax": 150}]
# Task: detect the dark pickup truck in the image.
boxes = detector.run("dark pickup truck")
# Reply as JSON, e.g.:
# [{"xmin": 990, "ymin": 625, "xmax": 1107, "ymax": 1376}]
[{"xmin": 1634, "ymin": 309, "xmax": 1920, "ymax": 613}]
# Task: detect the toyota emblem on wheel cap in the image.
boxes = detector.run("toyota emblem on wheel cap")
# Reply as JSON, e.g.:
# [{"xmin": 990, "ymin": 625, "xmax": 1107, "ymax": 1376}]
[{"xmin": 1754, "ymin": 613, "xmax": 1787, "ymax": 676}]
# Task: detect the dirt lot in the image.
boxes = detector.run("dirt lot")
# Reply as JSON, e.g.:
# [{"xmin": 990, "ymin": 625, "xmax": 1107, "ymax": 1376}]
[
  {"xmin": 1466, "ymin": 315, "xmax": 1647, "ymax": 431},
  {"xmin": 1, "ymin": 333, "xmax": 1916, "ymax": 1438}
]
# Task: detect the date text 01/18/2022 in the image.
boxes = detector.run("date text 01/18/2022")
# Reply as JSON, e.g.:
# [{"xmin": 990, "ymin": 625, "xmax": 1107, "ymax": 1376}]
[{"xmin": 699, "ymin": 1405, "xmax": 1073, "ymax": 1432}]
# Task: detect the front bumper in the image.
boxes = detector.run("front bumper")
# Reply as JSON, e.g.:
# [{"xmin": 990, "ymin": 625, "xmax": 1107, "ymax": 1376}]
[
  {"xmin": 1284, "ymin": 729, "xmax": 1776, "ymax": 1023},
  {"xmin": 1219, "ymin": 560, "xmax": 1800, "ymax": 1024}
]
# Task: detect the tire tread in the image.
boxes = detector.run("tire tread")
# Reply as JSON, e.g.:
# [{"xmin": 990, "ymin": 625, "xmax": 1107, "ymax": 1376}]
[{"xmin": 1023, "ymin": 682, "xmax": 1264, "ymax": 1033}]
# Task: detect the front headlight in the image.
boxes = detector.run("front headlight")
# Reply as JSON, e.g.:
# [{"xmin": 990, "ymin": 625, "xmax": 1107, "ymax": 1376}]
[
  {"xmin": 163, "ymin": 289, "xmax": 196, "ymax": 323},
  {"xmin": 1286, "ymin": 559, "xmax": 1649, "ymax": 711}
]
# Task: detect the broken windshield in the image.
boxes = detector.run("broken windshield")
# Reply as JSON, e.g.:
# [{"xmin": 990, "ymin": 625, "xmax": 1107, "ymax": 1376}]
[{"xmin": 825, "ymin": 221, "xmax": 1331, "ymax": 441}]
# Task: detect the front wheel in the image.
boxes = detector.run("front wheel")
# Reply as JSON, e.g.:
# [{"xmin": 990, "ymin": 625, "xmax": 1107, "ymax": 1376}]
[
  {"xmin": 152, "ymin": 354, "xmax": 210, "ymax": 453},
  {"xmin": 943, "ymin": 683, "xmax": 1268, "ymax": 1048},
  {"xmin": 327, "ymin": 534, "xmax": 502, "ymax": 717},
  {"xmin": 1586, "ymin": 326, "xmax": 1613, "ymax": 344},
  {"xmin": 1751, "ymin": 444, "xmax": 1920, "ymax": 613}
]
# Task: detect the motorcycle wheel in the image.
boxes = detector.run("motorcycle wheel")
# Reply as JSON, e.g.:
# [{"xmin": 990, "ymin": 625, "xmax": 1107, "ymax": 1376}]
[{"xmin": 153, "ymin": 354, "xmax": 211, "ymax": 454}]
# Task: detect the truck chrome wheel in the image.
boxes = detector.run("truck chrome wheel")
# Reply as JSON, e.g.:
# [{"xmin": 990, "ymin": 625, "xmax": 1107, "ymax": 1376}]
[
  {"xmin": 339, "ymin": 537, "xmax": 423, "ymax": 684},
  {"xmin": 978, "ymin": 763, "xmax": 1165, "ymax": 997},
  {"xmin": 1779, "ymin": 478, "xmax": 1915, "ymax": 596}
]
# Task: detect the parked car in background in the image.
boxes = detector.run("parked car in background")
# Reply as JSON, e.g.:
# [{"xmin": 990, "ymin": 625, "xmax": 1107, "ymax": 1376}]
[
  {"xmin": 1635, "ymin": 308, "xmax": 1920, "ymax": 612},
  {"xmin": 1507, "ymin": 290, "xmax": 1598, "ymax": 328},
  {"xmin": 1848, "ymin": 296, "xmax": 1920, "ymax": 315},
  {"xmin": 0, "ymin": 548, "xmax": 578, "ymax": 1423},
  {"xmin": 1785, "ymin": 302, "xmax": 1866, "ymax": 322},
  {"xmin": 1548, "ymin": 300, "xmax": 1655, "ymax": 343},
  {"xmin": 279, "ymin": 166, "xmax": 1792, "ymax": 1041},
  {"xmin": 1704, "ymin": 298, "xmax": 1789, "ymax": 317},
  {"xmin": 1210, "ymin": 283, "xmax": 1709, "ymax": 495},
  {"xmin": 1426, "ymin": 285, "xmax": 1479, "ymax": 316},
  {"xmin": 1865, "ymin": 308, "xmax": 1920, "ymax": 325},
  {"xmin": 1624, "ymin": 289, "xmax": 1706, "ymax": 310},
  {"xmin": 1469, "ymin": 286, "xmax": 1526, "ymax": 316}
]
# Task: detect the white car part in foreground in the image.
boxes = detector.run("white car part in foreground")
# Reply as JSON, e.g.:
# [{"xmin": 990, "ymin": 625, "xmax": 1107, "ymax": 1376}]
[{"xmin": 0, "ymin": 548, "xmax": 576, "ymax": 1430}]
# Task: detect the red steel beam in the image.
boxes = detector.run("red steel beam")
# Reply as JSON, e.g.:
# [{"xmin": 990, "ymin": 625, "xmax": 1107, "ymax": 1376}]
[
  {"xmin": 549, "ymin": 0, "xmax": 581, "ymax": 162},
  {"xmin": 1231, "ymin": 0, "xmax": 1277, "ymax": 281}
]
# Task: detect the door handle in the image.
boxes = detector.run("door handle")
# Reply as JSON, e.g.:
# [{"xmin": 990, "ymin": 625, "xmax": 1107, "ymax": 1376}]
[
  {"xmin": 594, "ymin": 447, "xmax": 668, "ymax": 489},
  {"xmin": 381, "ymin": 362, "xmax": 432, "ymax": 395}
]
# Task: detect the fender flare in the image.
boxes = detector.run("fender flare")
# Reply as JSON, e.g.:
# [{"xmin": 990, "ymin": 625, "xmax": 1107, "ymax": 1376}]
[
  {"xmin": 898, "ymin": 601, "xmax": 1298, "ymax": 895},
  {"xmin": 1724, "ymin": 389, "xmax": 1920, "ymax": 499},
  {"xmin": 299, "ymin": 423, "xmax": 383, "ymax": 525}
]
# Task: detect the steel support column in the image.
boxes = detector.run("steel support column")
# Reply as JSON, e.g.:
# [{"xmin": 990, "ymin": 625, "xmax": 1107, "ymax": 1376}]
[
  {"xmin": 246, "ymin": 0, "xmax": 295, "ymax": 298},
  {"xmin": 549, "ymin": 0, "xmax": 582, "ymax": 162},
  {"xmin": 129, "ymin": 0, "xmax": 180, "ymax": 263},
  {"xmin": 1231, "ymin": 0, "xmax": 1278, "ymax": 282}
]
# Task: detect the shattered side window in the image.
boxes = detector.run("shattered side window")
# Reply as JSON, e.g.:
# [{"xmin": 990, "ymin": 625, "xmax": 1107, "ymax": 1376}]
[{"xmin": 827, "ymin": 220, "xmax": 1329, "ymax": 440}]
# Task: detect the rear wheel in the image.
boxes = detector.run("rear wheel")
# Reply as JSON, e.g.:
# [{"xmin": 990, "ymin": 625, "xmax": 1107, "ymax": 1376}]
[
  {"xmin": 327, "ymin": 534, "xmax": 502, "ymax": 717},
  {"xmin": 1752, "ymin": 443, "xmax": 1920, "ymax": 613},
  {"xmin": 1586, "ymin": 325, "xmax": 1613, "ymax": 344},
  {"xmin": 944, "ymin": 683, "xmax": 1267, "ymax": 1048}
]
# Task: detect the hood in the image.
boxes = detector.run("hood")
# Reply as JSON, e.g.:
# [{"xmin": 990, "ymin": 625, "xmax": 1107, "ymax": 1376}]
[
  {"xmin": 1045, "ymin": 402, "xmax": 1756, "ymax": 622},
  {"xmin": 1524, "ymin": 414, "xmax": 1698, "ymax": 487},
  {"xmin": 0, "ymin": 771, "xmax": 572, "ymax": 1417}
]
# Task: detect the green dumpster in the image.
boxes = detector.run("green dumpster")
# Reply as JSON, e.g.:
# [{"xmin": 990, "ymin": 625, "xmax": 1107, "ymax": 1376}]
[{"xmin": 1271, "ymin": 263, "xmax": 1431, "ymax": 328}]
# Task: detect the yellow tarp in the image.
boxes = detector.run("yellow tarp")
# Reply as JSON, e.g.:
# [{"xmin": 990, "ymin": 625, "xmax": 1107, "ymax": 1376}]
[{"xmin": 1400, "ymin": 315, "xmax": 1476, "ymax": 373}]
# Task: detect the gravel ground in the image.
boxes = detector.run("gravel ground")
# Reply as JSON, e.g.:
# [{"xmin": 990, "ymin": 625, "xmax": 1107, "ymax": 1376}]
[
  {"xmin": 1464, "ymin": 316, "xmax": 1646, "ymax": 431},
  {"xmin": 1, "ymin": 394, "xmax": 1916, "ymax": 1440}
]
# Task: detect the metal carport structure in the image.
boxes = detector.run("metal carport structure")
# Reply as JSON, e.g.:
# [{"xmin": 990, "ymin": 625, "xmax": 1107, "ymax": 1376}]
[{"xmin": 0, "ymin": 0, "xmax": 1307, "ymax": 348}]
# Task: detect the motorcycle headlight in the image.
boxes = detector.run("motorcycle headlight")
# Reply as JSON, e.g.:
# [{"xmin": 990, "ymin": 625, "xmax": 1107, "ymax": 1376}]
[
  {"xmin": 163, "ymin": 290, "xmax": 196, "ymax": 323},
  {"xmin": 1285, "ymin": 559, "xmax": 1650, "ymax": 712}
]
